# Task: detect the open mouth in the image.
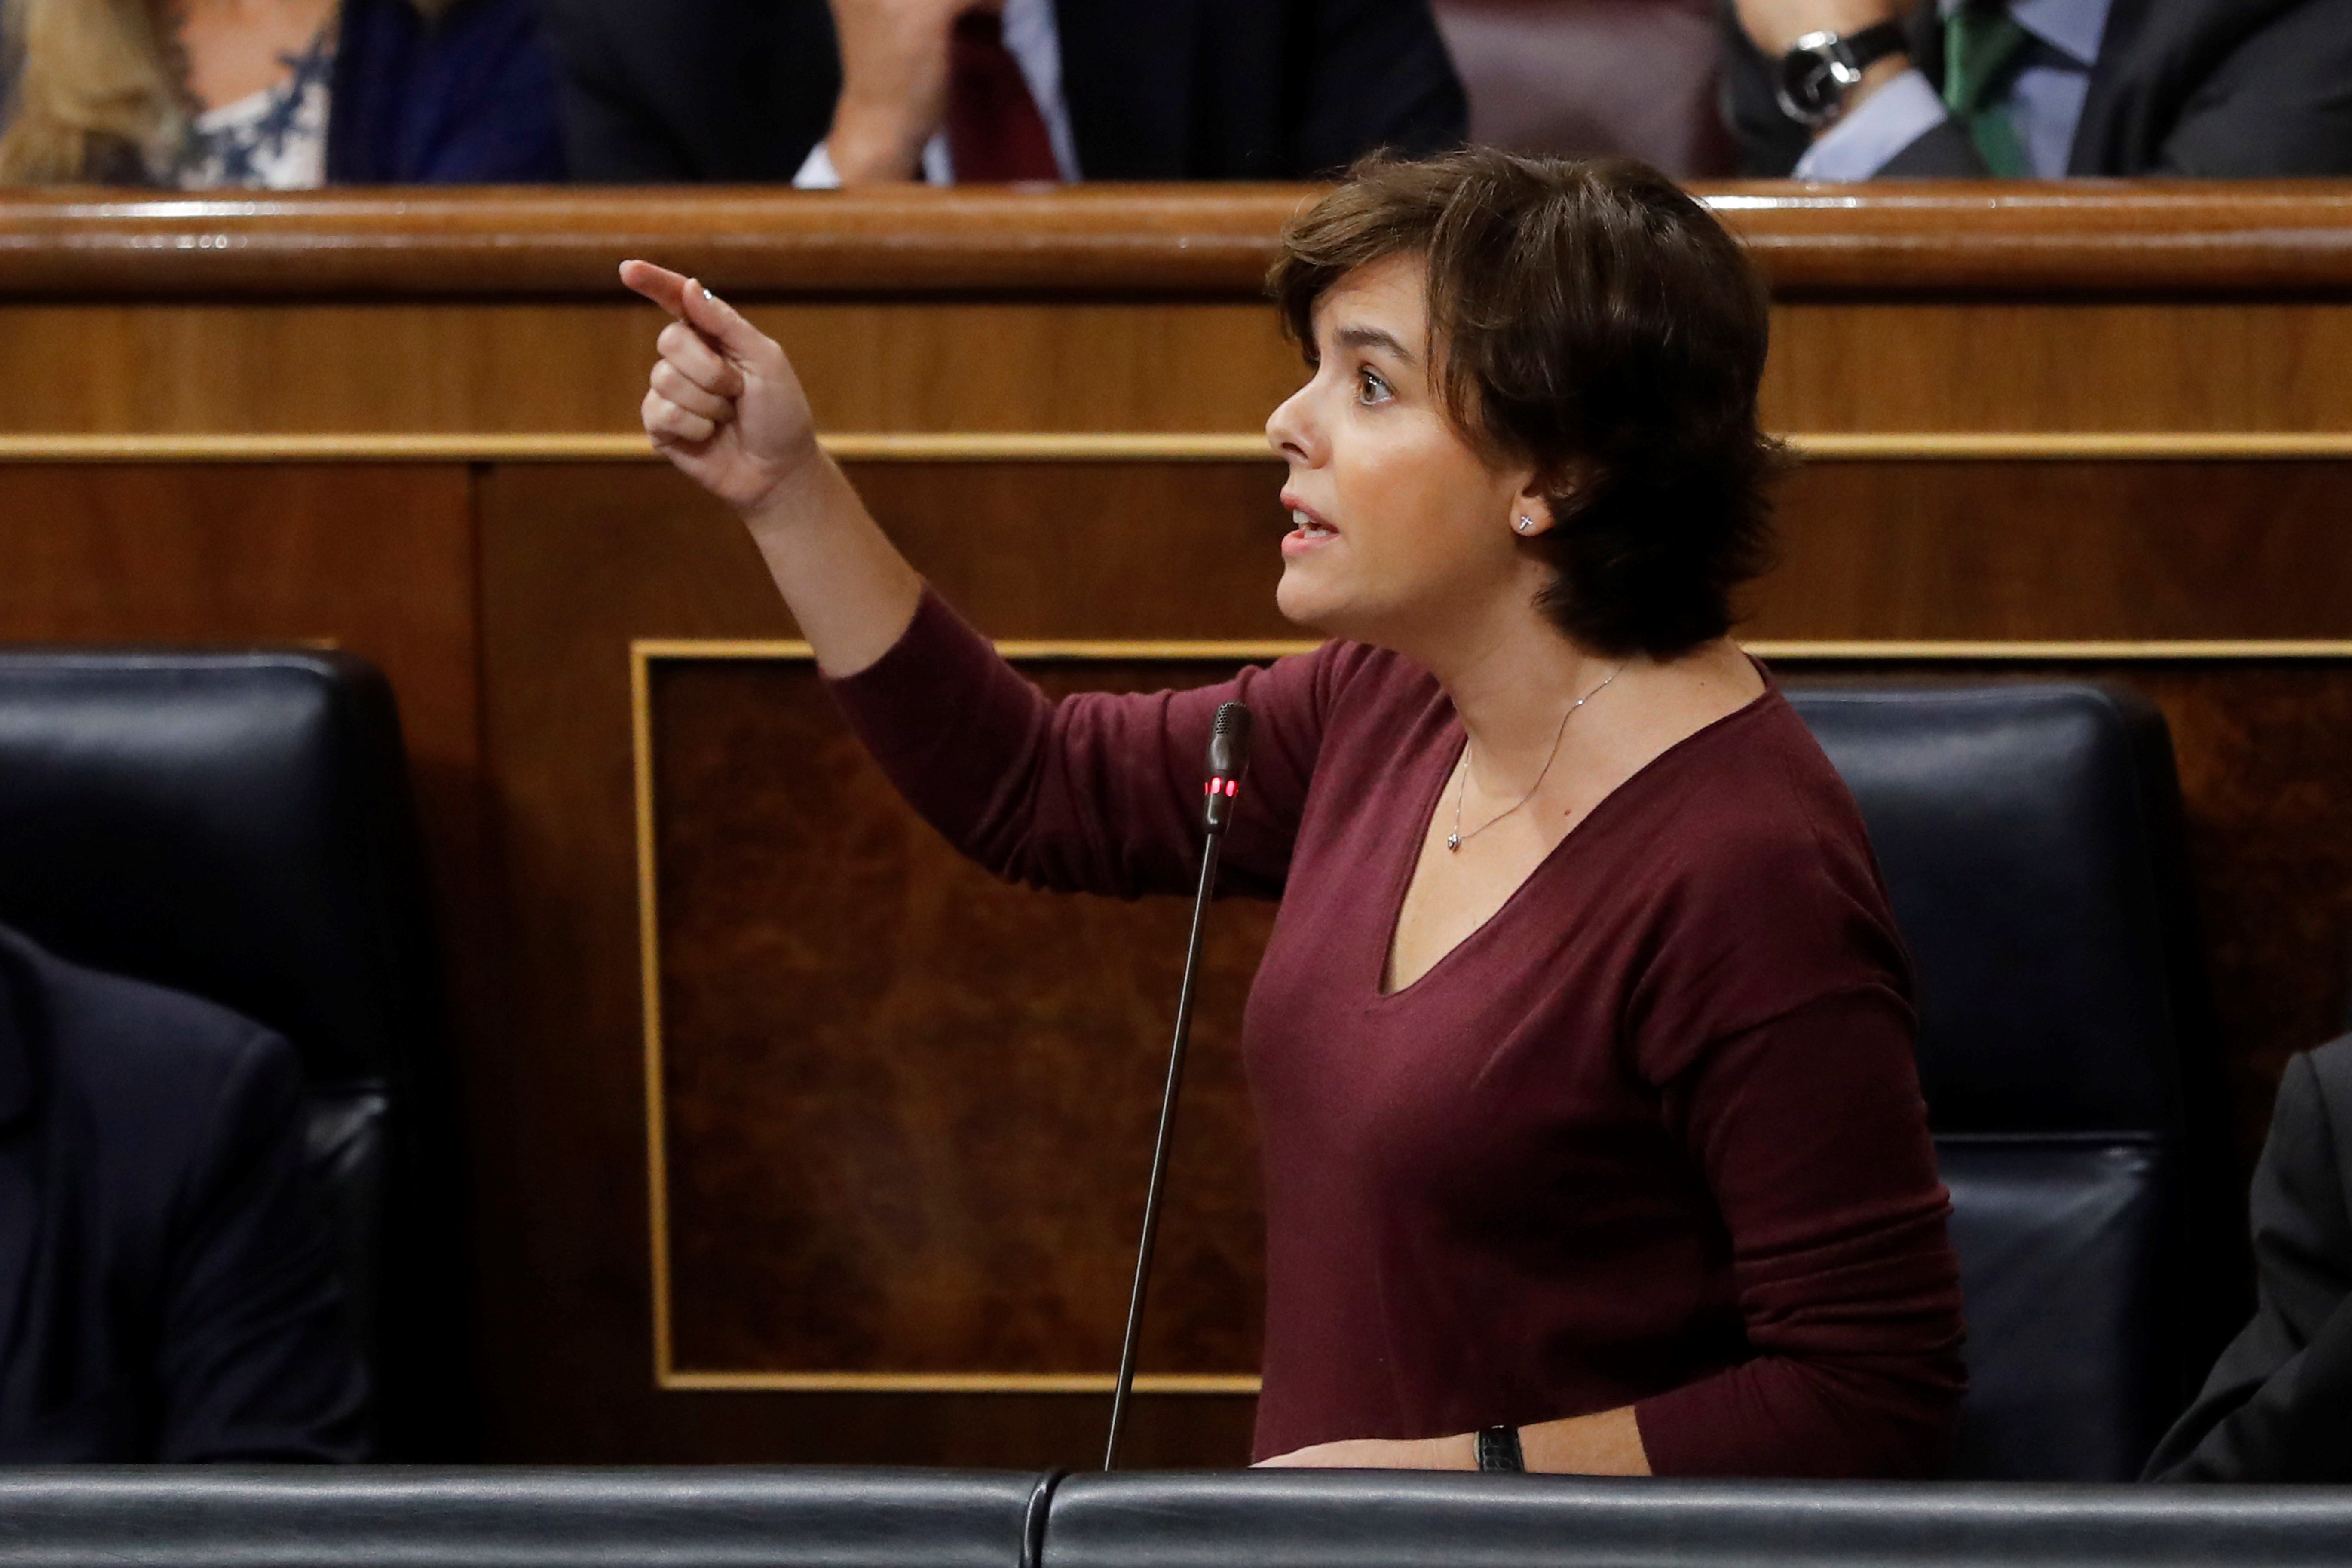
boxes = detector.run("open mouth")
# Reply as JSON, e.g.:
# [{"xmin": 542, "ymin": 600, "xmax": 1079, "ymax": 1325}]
[{"xmin": 1289, "ymin": 507, "xmax": 1338, "ymax": 543}]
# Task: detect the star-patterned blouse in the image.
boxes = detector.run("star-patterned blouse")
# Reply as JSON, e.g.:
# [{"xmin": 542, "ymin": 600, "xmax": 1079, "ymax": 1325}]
[{"xmin": 167, "ymin": 18, "xmax": 337, "ymax": 190}]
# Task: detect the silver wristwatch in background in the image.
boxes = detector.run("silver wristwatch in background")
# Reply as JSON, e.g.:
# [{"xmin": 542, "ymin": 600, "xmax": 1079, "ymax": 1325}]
[{"xmin": 1775, "ymin": 19, "xmax": 1909, "ymax": 126}]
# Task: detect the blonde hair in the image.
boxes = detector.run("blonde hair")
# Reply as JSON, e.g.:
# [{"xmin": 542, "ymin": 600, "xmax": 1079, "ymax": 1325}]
[
  {"xmin": 0, "ymin": 0, "xmax": 455, "ymax": 184},
  {"xmin": 0, "ymin": 0, "xmax": 182, "ymax": 183}
]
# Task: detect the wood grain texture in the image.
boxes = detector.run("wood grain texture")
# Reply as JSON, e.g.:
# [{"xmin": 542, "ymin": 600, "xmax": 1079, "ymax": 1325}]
[
  {"xmin": 478, "ymin": 462, "xmax": 1268, "ymax": 1465},
  {"xmin": 0, "ymin": 300, "xmax": 1298, "ymax": 436},
  {"xmin": 4, "ymin": 184, "xmax": 2352, "ymax": 297},
  {"xmin": 1755, "ymin": 462, "xmax": 2352, "ymax": 640},
  {"xmin": 8, "ymin": 295, "xmax": 2349, "ymax": 438},
  {"xmin": 648, "ymin": 657, "xmax": 1271, "ymax": 1383},
  {"xmin": 1759, "ymin": 303, "xmax": 2352, "ymax": 434}
]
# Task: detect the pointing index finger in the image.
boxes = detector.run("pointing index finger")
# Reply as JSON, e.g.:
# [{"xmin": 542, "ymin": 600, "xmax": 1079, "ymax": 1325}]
[{"xmin": 620, "ymin": 259, "xmax": 692, "ymax": 319}]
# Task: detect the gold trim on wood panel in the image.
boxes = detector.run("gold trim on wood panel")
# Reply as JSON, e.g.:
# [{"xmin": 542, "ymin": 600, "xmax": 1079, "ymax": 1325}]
[
  {"xmin": 631, "ymin": 647, "xmax": 681, "ymax": 1390},
  {"xmin": 9, "ymin": 430, "xmax": 2352, "ymax": 464},
  {"xmin": 0, "ymin": 433, "xmax": 654, "ymax": 462},
  {"xmin": 1745, "ymin": 639, "xmax": 2352, "ymax": 660},
  {"xmin": 1785, "ymin": 432, "xmax": 2352, "ymax": 460},
  {"xmin": 0, "ymin": 432, "xmax": 1278, "ymax": 464},
  {"xmin": 640, "ymin": 637, "xmax": 2352, "ymax": 666},
  {"xmin": 633, "ymin": 632, "xmax": 2352, "ymax": 1395}
]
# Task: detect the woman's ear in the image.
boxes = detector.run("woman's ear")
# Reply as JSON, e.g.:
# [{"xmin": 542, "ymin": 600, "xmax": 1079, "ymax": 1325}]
[
  {"xmin": 1510, "ymin": 488, "xmax": 1556, "ymax": 539},
  {"xmin": 1514, "ymin": 456, "xmax": 1596, "ymax": 538}
]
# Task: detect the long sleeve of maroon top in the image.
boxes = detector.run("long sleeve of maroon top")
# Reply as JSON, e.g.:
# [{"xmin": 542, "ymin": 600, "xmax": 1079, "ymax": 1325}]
[{"xmin": 830, "ymin": 591, "xmax": 1967, "ymax": 1477}]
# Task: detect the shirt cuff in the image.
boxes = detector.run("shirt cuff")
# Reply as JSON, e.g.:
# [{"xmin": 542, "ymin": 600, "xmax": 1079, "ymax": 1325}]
[
  {"xmin": 793, "ymin": 141, "xmax": 840, "ymax": 190},
  {"xmin": 1792, "ymin": 68, "xmax": 1948, "ymax": 181},
  {"xmin": 795, "ymin": 134, "xmax": 953, "ymax": 187}
]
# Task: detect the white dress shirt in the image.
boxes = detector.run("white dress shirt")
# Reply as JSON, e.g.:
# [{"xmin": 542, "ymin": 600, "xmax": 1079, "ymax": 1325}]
[
  {"xmin": 1795, "ymin": 0, "xmax": 2113, "ymax": 180},
  {"xmin": 794, "ymin": 0, "xmax": 1080, "ymax": 187}
]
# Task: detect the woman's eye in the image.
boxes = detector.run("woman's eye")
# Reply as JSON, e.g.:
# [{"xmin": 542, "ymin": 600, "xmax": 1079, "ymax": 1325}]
[{"xmin": 1356, "ymin": 367, "xmax": 1392, "ymax": 405}]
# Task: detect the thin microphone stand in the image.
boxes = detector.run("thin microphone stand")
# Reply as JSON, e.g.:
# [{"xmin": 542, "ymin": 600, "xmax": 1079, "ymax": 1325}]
[{"xmin": 1104, "ymin": 703, "xmax": 1248, "ymax": 1470}]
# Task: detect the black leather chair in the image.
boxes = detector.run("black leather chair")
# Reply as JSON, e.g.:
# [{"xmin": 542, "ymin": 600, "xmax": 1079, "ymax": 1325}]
[
  {"xmin": 0, "ymin": 649, "xmax": 465, "ymax": 1458},
  {"xmin": 1044, "ymin": 1470, "xmax": 2352, "ymax": 1568},
  {"xmin": 0, "ymin": 1469, "xmax": 1054, "ymax": 1568},
  {"xmin": 1788, "ymin": 682, "xmax": 2237, "ymax": 1480}
]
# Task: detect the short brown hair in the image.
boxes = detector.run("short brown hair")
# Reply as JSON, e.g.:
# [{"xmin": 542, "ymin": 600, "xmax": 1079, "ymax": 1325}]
[{"xmin": 1269, "ymin": 150, "xmax": 1783, "ymax": 660}]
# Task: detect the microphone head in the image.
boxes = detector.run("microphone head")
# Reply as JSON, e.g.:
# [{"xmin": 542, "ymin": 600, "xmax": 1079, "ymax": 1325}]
[{"xmin": 1206, "ymin": 701, "xmax": 1253, "ymax": 781}]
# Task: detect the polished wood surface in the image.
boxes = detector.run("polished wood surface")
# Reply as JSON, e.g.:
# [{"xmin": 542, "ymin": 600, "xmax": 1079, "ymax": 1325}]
[
  {"xmin": 4, "ymin": 184, "xmax": 2352, "ymax": 296},
  {"xmin": 648, "ymin": 655, "xmax": 1273, "ymax": 1390},
  {"xmin": 3, "ymin": 185, "xmax": 2350, "ymax": 1465}
]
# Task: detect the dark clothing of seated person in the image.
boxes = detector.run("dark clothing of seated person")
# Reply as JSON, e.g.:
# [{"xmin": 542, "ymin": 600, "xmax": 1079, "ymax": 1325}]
[
  {"xmin": 619, "ymin": 149, "xmax": 1967, "ymax": 1476},
  {"xmin": 0, "ymin": 922, "xmax": 368, "ymax": 1461},
  {"xmin": 0, "ymin": 0, "xmax": 566, "ymax": 187},
  {"xmin": 1718, "ymin": 0, "xmax": 2352, "ymax": 179},
  {"xmin": 544, "ymin": 0, "xmax": 1467, "ymax": 185},
  {"xmin": 2146, "ymin": 1034, "xmax": 2352, "ymax": 1481}
]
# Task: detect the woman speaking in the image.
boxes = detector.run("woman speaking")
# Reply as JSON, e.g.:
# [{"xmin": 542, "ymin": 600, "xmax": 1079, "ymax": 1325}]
[{"xmin": 622, "ymin": 150, "xmax": 1966, "ymax": 1479}]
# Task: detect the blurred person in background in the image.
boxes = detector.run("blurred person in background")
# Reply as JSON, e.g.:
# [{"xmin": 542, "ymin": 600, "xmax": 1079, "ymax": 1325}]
[
  {"xmin": 544, "ymin": 0, "xmax": 1467, "ymax": 184},
  {"xmin": 0, "ymin": 920, "xmax": 367, "ymax": 1461},
  {"xmin": 0, "ymin": 0, "xmax": 565, "ymax": 187},
  {"xmin": 2145, "ymin": 1033, "xmax": 2352, "ymax": 1482},
  {"xmin": 1718, "ymin": 0, "xmax": 2352, "ymax": 178}
]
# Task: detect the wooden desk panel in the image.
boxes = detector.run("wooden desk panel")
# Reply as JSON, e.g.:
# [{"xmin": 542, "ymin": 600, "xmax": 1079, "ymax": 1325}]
[{"xmin": 5, "ymin": 186, "xmax": 2351, "ymax": 1465}]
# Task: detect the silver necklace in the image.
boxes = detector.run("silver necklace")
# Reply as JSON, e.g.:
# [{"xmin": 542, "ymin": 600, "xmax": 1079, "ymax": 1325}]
[{"xmin": 1446, "ymin": 665, "xmax": 1620, "ymax": 853}]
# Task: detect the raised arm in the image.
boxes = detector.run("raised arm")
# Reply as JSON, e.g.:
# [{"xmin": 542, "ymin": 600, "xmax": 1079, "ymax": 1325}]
[
  {"xmin": 626, "ymin": 261, "xmax": 1329, "ymax": 898},
  {"xmin": 624, "ymin": 259, "xmax": 924, "ymax": 676}
]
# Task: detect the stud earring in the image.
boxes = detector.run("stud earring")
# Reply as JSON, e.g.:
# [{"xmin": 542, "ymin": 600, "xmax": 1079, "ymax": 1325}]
[{"xmin": 1515, "ymin": 514, "xmax": 1535, "ymax": 534}]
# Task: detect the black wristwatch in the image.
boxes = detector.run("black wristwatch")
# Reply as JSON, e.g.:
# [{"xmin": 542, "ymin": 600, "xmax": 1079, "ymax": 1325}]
[
  {"xmin": 1476, "ymin": 1424, "xmax": 1525, "ymax": 1472},
  {"xmin": 1774, "ymin": 19, "xmax": 1909, "ymax": 127}
]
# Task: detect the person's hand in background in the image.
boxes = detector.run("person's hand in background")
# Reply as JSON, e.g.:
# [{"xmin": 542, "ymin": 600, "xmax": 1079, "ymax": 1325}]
[
  {"xmin": 825, "ymin": 0, "xmax": 996, "ymax": 182},
  {"xmin": 1728, "ymin": 0, "xmax": 1902, "ymax": 56}
]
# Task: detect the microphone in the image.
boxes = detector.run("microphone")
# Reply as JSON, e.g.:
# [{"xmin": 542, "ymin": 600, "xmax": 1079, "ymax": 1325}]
[
  {"xmin": 1104, "ymin": 700, "xmax": 1253, "ymax": 1470},
  {"xmin": 1202, "ymin": 700, "xmax": 1253, "ymax": 834}
]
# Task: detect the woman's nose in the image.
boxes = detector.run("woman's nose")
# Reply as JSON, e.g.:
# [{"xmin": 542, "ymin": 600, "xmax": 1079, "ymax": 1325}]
[{"xmin": 1265, "ymin": 382, "xmax": 1318, "ymax": 464}]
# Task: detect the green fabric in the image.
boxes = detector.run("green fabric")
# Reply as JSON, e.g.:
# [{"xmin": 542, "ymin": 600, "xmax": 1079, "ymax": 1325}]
[{"xmin": 1942, "ymin": 4, "xmax": 2033, "ymax": 176}]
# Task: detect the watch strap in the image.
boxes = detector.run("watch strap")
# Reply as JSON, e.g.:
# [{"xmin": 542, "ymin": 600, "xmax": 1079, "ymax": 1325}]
[
  {"xmin": 1476, "ymin": 1424, "xmax": 1525, "ymax": 1472},
  {"xmin": 1840, "ymin": 18, "xmax": 1911, "ymax": 72}
]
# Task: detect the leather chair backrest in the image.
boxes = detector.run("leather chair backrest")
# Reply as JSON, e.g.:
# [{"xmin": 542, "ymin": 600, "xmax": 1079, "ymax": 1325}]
[
  {"xmin": 1043, "ymin": 1470, "xmax": 2352, "ymax": 1568},
  {"xmin": 0, "ymin": 1469, "xmax": 1054, "ymax": 1568},
  {"xmin": 0, "ymin": 649, "xmax": 460, "ymax": 1456},
  {"xmin": 1789, "ymin": 683, "xmax": 2218, "ymax": 1479},
  {"xmin": 1429, "ymin": 0, "xmax": 1736, "ymax": 177}
]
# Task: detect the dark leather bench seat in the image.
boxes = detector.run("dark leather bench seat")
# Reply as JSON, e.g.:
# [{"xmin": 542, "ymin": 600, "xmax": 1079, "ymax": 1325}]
[
  {"xmin": 8, "ymin": 1469, "xmax": 2352, "ymax": 1568},
  {"xmin": 1043, "ymin": 1470, "xmax": 2352, "ymax": 1568},
  {"xmin": 0, "ymin": 1468, "xmax": 1054, "ymax": 1568}
]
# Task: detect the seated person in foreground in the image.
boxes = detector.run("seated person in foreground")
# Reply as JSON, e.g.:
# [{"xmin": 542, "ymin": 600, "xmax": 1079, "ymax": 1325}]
[
  {"xmin": 545, "ymin": 0, "xmax": 1466, "ymax": 184},
  {"xmin": 1718, "ymin": 0, "xmax": 2352, "ymax": 178},
  {"xmin": 621, "ymin": 147, "xmax": 1967, "ymax": 1475},
  {"xmin": 0, "ymin": 0, "xmax": 565, "ymax": 186},
  {"xmin": 2146, "ymin": 1033, "xmax": 2352, "ymax": 1481},
  {"xmin": 0, "ymin": 921, "xmax": 367, "ymax": 1461}
]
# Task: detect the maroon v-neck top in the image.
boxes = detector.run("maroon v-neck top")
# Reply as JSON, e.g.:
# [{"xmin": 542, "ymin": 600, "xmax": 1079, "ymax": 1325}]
[{"xmin": 830, "ymin": 592, "xmax": 1966, "ymax": 1477}]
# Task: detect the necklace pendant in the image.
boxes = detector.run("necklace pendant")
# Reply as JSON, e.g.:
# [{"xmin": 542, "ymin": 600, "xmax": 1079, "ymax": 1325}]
[{"xmin": 1446, "ymin": 832, "xmax": 1461, "ymax": 852}]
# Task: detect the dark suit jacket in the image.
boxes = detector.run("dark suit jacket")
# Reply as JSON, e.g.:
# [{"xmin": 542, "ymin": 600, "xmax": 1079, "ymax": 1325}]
[
  {"xmin": 325, "ymin": 0, "xmax": 568, "ymax": 182},
  {"xmin": 0, "ymin": 926, "xmax": 368, "ymax": 1462},
  {"xmin": 1721, "ymin": 0, "xmax": 2352, "ymax": 177},
  {"xmin": 543, "ymin": 0, "xmax": 1467, "ymax": 181},
  {"xmin": 2144, "ymin": 1036, "xmax": 2352, "ymax": 1480}
]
